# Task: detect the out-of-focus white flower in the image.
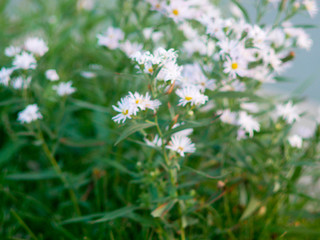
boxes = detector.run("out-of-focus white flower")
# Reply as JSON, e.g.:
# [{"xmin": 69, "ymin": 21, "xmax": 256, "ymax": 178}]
[
  {"xmin": 145, "ymin": 134, "xmax": 162, "ymax": 147},
  {"xmin": 206, "ymin": 18, "xmax": 225, "ymax": 39},
  {"xmin": 0, "ymin": 67, "xmax": 13, "ymax": 86},
  {"xmin": 241, "ymin": 102, "xmax": 259, "ymax": 113},
  {"xmin": 11, "ymin": 76, "xmax": 32, "ymax": 89},
  {"xmin": 220, "ymin": 79, "xmax": 246, "ymax": 92},
  {"xmin": 303, "ymin": 0, "xmax": 318, "ymax": 18},
  {"xmin": 5, "ymin": 46, "xmax": 21, "ymax": 57},
  {"xmin": 157, "ymin": 61, "xmax": 183, "ymax": 83},
  {"xmin": 18, "ymin": 104, "xmax": 43, "ymax": 124},
  {"xmin": 77, "ymin": 0, "xmax": 95, "ymax": 10},
  {"xmin": 238, "ymin": 111, "xmax": 260, "ymax": 137},
  {"xmin": 218, "ymin": 109, "xmax": 238, "ymax": 125},
  {"xmin": 217, "ymin": 39, "xmax": 239, "ymax": 57},
  {"xmin": 97, "ymin": 27, "xmax": 124, "ymax": 50},
  {"xmin": 143, "ymin": 28, "xmax": 163, "ymax": 42},
  {"xmin": 24, "ymin": 37, "xmax": 49, "ymax": 57},
  {"xmin": 80, "ymin": 71, "xmax": 96, "ymax": 79},
  {"xmin": 45, "ymin": 69, "xmax": 59, "ymax": 81},
  {"xmin": 171, "ymin": 122, "xmax": 194, "ymax": 138},
  {"xmin": 288, "ymin": 134, "xmax": 303, "ymax": 148},
  {"xmin": 165, "ymin": 0, "xmax": 194, "ymax": 22},
  {"xmin": 13, "ymin": 51, "xmax": 37, "ymax": 70},
  {"xmin": 166, "ymin": 135, "xmax": 196, "ymax": 157},
  {"xmin": 120, "ymin": 40, "xmax": 143, "ymax": 58},
  {"xmin": 237, "ymin": 129, "xmax": 247, "ymax": 141},
  {"xmin": 112, "ymin": 96, "xmax": 134, "ymax": 124},
  {"xmin": 176, "ymin": 86, "xmax": 208, "ymax": 106},
  {"xmin": 276, "ymin": 101, "xmax": 300, "ymax": 124},
  {"xmin": 53, "ymin": 81, "xmax": 76, "ymax": 96},
  {"xmin": 146, "ymin": 0, "xmax": 166, "ymax": 11}
]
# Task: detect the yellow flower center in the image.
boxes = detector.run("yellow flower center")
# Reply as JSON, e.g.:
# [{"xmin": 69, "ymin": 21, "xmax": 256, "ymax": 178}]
[
  {"xmin": 135, "ymin": 100, "xmax": 140, "ymax": 104},
  {"xmin": 172, "ymin": 9, "xmax": 179, "ymax": 16},
  {"xmin": 156, "ymin": 3, "xmax": 161, "ymax": 9},
  {"xmin": 122, "ymin": 109, "xmax": 129, "ymax": 115},
  {"xmin": 178, "ymin": 146, "xmax": 184, "ymax": 152},
  {"xmin": 148, "ymin": 67, "xmax": 153, "ymax": 73},
  {"xmin": 185, "ymin": 96, "xmax": 192, "ymax": 101},
  {"xmin": 231, "ymin": 62, "xmax": 238, "ymax": 70}
]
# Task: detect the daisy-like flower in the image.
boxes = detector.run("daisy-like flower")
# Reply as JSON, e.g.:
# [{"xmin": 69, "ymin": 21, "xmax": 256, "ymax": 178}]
[
  {"xmin": 276, "ymin": 101, "xmax": 300, "ymax": 124},
  {"xmin": 141, "ymin": 92, "xmax": 161, "ymax": 112},
  {"xmin": 303, "ymin": 0, "xmax": 318, "ymax": 18},
  {"xmin": 53, "ymin": 81, "xmax": 76, "ymax": 96},
  {"xmin": 97, "ymin": 27, "xmax": 124, "ymax": 50},
  {"xmin": 238, "ymin": 111, "xmax": 260, "ymax": 137},
  {"xmin": 218, "ymin": 109, "xmax": 238, "ymax": 125},
  {"xmin": 24, "ymin": 37, "xmax": 49, "ymax": 57},
  {"xmin": 205, "ymin": 18, "xmax": 225, "ymax": 39},
  {"xmin": 176, "ymin": 86, "xmax": 208, "ymax": 107},
  {"xmin": 144, "ymin": 134, "xmax": 162, "ymax": 147},
  {"xmin": 156, "ymin": 61, "xmax": 183, "ymax": 83},
  {"xmin": 11, "ymin": 76, "xmax": 32, "ymax": 89},
  {"xmin": 171, "ymin": 122, "xmax": 194, "ymax": 138},
  {"xmin": 223, "ymin": 56, "xmax": 247, "ymax": 79},
  {"xmin": 17, "ymin": 104, "xmax": 43, "ymax": 124},
  {"xmin": 112, "ymin": 96, "xmax": 134, "ymax": 124},
  {"xmin": 288, "ymin": 134, "xmax": 303, "ymax": 148},
  {"xmin": 120, "ymin": 40, "xmax": 143, "ymax": 58},
  {"xmin": 13, "ymin": 51, "xmax": 37, "ymax": 70},
  {"xmin": 165, "ymin": 0, "xmax": 194, "ymax": 22},
  {"xmin": 0, "ymin": 67, "xmax": 13, "ymax": 86},
  {"xmin": 128, "ymin": 92, "xmax": 146, "ymax": 112},
  {"xmin": 5, "ymin": 46, "xmax": 21, "ymax": 57},
  {"xmin": 166, "ymin": 135, "xmax": 196, "ymax": 157},
  {"xmin": 217, "ymin": 38, "xmax": 239, "ymax": 56},
  {"xmin": 45, "ymin": 69, "xmax": 59, "ymax": 81}
]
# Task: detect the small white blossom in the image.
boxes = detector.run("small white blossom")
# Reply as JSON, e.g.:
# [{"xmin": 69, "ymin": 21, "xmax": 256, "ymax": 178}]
[
  {"xmin": 238, "ymin": 111, "xmax": 260, "ymax": 137},
  {"xmin": 112, "ymin": 96, "xmax": 134, "ymax": 124},
  {"xmin": 24, "ymin": 37, "xmax": 49, "ymax": 57},
  {"xmin": 13, "ymin": 51, "xmax": 37, "ymax": 70},
  {"xmin": 120, "ymin": 40, "xmax": 143, "ymax": 58},
  {"xmin": 97, "ymin": 27, "xmax": 124, "ymax": 50},
  {"xmin": 145, "ymin": 134, "xmax": 162, "ymax": 147},
  {"xmin": 11, "ymin": 76, "xmax": 32, "ymax": 89},
  {"xmin": 18, "ymin": 104, "xmax": 43, "ymax": 124},
  {"xmin": 166, "ymin": 135, "xmax": 196, "ymax": 157},
  {"xmin": 223, "ymin": 56, "xmax": 247, "ymax": 79},
  {"xmin": 288, "ymin": 135, "xmax": 303, "ymax": 148},
  {"xmin": 45, "ymin": 69, "xmax": 60, "ymax": 81},
  {"xmin": 176, "ymin": 86, "xmax": 208, "ymax": 107},
  {"xmin": 276, "ymin": 101, "xmax": 300, "ymax": 124},
  {"xmin": 218, "ymin": 109, "xmax": 238, "ymax": 125},
  {"xmin": 53, "ymin": 81, "xmax": 76, "ymax": 96},
  {"xmin": 303, "ymin": 0, "xmax": 318, "ymax": 18},
  {"xmin": 5, "ymin": 46, "xmax": 21, "ymax": 57},
  {"xmin": 0, "ymin": 67, "xmax": 13, "ymax": 86}
]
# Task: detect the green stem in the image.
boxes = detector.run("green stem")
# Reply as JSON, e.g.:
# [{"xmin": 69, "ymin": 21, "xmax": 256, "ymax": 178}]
[
  {"xmin": 11, "ymin": 209, "xmax": 39, "ymax": 240},
  {"xmin": 37, "ymin": 122, "xmax": 81, "ymax": 216}
]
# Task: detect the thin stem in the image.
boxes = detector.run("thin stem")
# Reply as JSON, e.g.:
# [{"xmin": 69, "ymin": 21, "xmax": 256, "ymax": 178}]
[
  {"xmin": 11, "ymin": 209, "xmax": 39, "ymax": 240},
  {"xmin": 37, "ymin": 122, "xmax": 81, "ymax": 216}
]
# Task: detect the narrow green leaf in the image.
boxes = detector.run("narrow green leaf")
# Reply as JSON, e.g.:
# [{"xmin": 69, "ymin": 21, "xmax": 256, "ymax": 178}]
[
  {"xmin": 99, "ymin": 158, "xmax": 139, "ymax": 177},
  {"xmin": 6, "ymin": 170, "xmax": 59, "ymax": 181},
  {"xmin": 115, "ymin": 122, "xmax": 156, "ymax": 145},
  {"xmin": 240, "ymin": 196, "xmax": 261, "ymax": 221},
  {"xmin": 151, "ymin": 200, "xmax": 177, "ymax": 218},
  {"xmin": 231, "ymin": 0, "xmax": 251, "ymax": 23},
  {"xmin": 91, "ymin": 206, "xmax": 139, "ymax": 223},
  {"xmin": 71, "ymin": 98, "xmax": 110, "ymax": 114},
  {"xmin": 182, "ymin": 166, "xmax": 226, "ymax": 180},
  {"xmin": 0, "ymin": 141, "xmax": 24, "ymax": 167}
]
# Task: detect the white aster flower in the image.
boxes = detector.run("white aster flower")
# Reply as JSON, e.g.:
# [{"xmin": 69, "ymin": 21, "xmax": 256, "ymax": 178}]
[
  {"xmin": 218, "ymin": 109, "xmax": 238, "ymax": 125},
  {"xmin": 11, "ymin": 76, "xmax": 32, "ymax": 89},
  {"xmin": 141, "ymin": 92, "xmax": 161, "ymax": 112},
  {"xmin": 176, "ymin": 86, "xmax": 208, "ymax": 107},
  {"xmin": 120, "ymin": 40, "xmax": 143, "ymax": 58},
  {"xmin": 80, "ymin": 71, "xmax": 96, "ymax": 79},
  {"xmin": 303, "ymin": 0, "xmax": 318, "ymax": 18},
  {"xmin": 5, "ymin": 46, "xmax": 21, "ymax": 57},
  {"xmin": 276, "ymin": 101, "xmax": 300, "ymax": 124},
  {"xmin": 18, "ymin": 104, "xmax": 43, "ymax": 124},
  {"xmin": 171, "ymin": 122, "xmax": 194, "ymax": 138},
  {"xmin": 45, "ymin": 69, "xmax": 59, "ymax": 81},
  {"xmin": 112, "ymin": 96, "xmax": 135, "ymax": 124},
  {"xmin": 288, "ymin": 134, "xmax": 303, "ymax": 148},
  {"xmin": 0, "ymin": 67, "xmax": 13, "ymax": 86},
  {"xmin": 97, "ymin": 27, "xmax": 124, "ymax": 50},
  {"xmin": 165, "ymin": 0, "xmax": 194, "ymax": 22},
  {"xmin": 166, "ymin": 135, "xmax": 196, "ymax": 157},
  {"xmin": 145, "ymin": 134, "xmax": 162, "ymax": 147},
  {"xmin": 53, "ymin": 81, "xmax": 76, "ymax": 96},
  {"xmin": 157, "ymin": 61, "xmax": 183, "ymax": 83},
  {"xmin": 24, "ymin": 37, "xmax": 49, "ymax": 57},
  {"xmin": 238, "ymin": 111, "xmax": 260, "ymax": 137},
  {"xmin": 13, "ymin": 51, "xmax": 37, "ymax": 70},
  {"xmin": 223, "ymin": 56, "xmax": 247, "ymax": 79}
]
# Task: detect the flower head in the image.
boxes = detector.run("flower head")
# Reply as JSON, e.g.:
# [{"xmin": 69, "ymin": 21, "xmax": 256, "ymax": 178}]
[
  {"xmin": 53, "ymin": 81, "xmax": 76, "ymax": 96},
  {"xmin": 18, "ymin": 104, "xmax": 43, "ymax": 124},
  {"xmin": 238, "ymin": 111, "xmax": 260, "ymax": 137},
  {"xmin": 176, "ymin": 86, "xmax": 208, "ymax": 107},
  {"xmin": 97, "ymin": 27, "xmax": 124, "ymax": 50},
  {"xmin": 46, "ymin": 69, "xmax": 60, "ymax": 81},
  {"xmin": 276, "ymin": 101, "xmax": 300, "ymax": 124},
  {"xmin": 13, "ymin": 51, "xmax": 37, "ymax": 70},
  {"xmin": 24, "ymin": 37, "xmax": 49, "ymax": 57},
  {"xmin": 166, "ymin": 135, "xmax": 196, "ymax": 157},
  {"xmin": 112, "ymin": 96, "xmax": 135, "ymax": 124},
  {"xmin": 288, "ymin": 135, "xmax": 303, "ymax": 148}
]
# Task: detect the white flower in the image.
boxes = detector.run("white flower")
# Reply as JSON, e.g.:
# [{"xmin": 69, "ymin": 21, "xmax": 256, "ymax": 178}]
[
  {"xmin": 288, "ymin": 135, "xmax": 303, "ymax": 148},
  {"xmin": 171, "ymin": 122, "xmax": 194, "ymax": 138},
  {"xmin": 13, "ymin": 51, "xmax": 37, "ymax": 70},
  {"xmin": 276, "ymin": 101, "xmax": 300, "ymax": 124},
  {"xmin": 24, "ymin": 37, "xmax": 49, "ymax": 57},
  {"xmin": 237, "ymin": 129, "xmax": 247, "ymax": 141},
  {"xmin": 223, "ymin": 56, "xmax": 247, "ymax": 78},
  {"xmin": 120, "ymin": 40, "xmax": 143, "ymax": 58},
  {"xmin": 11, "ymin": 76, "xmax": 32, "ymax": 89},
  {"xmin": 128, "ymin": 91, "xmax": 146, "ymax": 112},
  {"xmin": 97, "ymin": 27, "xmax": 124, "ymax": 50},
  {"xmin": 45, "ymin": 69, "xmax": 59, "ymax": 81},
  {"xmin": 217, "ymin": 38, "xmax": 239, "ymax": 57},
  {"xmin": 157, "ymin": 61, "xmax": 183, "ymax": 83},
  {"xmin": 53, "ymin": 81, "xmax": 76, "ymax": 96},
  {"xmin": 112, "ymin": 96, "xmax": 134, "ymax": 124},
  {"xmin": 77, "ymin": 0, "xmax": 95, "ymax": 10},
  {"xmin": 166, "ymin": 135, "xmax": 196, "ymax": 157},
  {"xmin": 238, "ymin": 111, "xmax": 260, "ymax": 137},
  {"xmin": 5, "ymin": 46, "xmax": 21, "ymax": 57},
  {"xmin": 0, "ymin": 67, "xmax": 13, "ymax": 86},
  {"xmin": 165, "ymin": 0, "xmax": 194, "ymax": 22},
  {"xmin": 206, "ymin": 18, "xmax": 225, "ymax": 39},
  {"xmin": 218, "ymin": 109, "xmax": 238, "ymax": 125},
  {"xmin": 303, "ymin": 0, "xmax": 318, "ymax": 18},
  {"xmin": 141, "ymin": 92, "xmax": 161, "ymax": 112},
  {"xmin": 80, "ymin": 71, "xmax": 96, "ymax": 79},
  {"xmin": 145, "ymin": 134, "xmax": 162, "ymax": 147},
  {"xmin": 17, "ymin": 104, "xmax": 43, "ymax": 124},
  {"xmin": 176, "ymin": 86, "xmax": 208, "ymax": 107},
  {"xmin": 241, "ymin": 102, "xmax": 259, "ymax": 113}
]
